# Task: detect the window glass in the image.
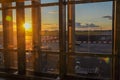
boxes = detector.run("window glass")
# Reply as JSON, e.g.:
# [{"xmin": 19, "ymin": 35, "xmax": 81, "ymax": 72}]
[
  {"xmin": 1, "ymin": 3, "xmax": 14, "ymax": 8},
  {"xmin": 40, "ymin": 53, "xmax": 59, "ymax": 73},
  {"xmin": 26, "ymin": 52, "xmax": 59, "ymax": 73},
  {"xmin": 75, "ymin": 0, "xmax": 110, "ymax": 2},
  {"xmin": 0, "ymin": 52, "xmax": 4, "ymax": 68},
  {"xmin": 13, "ymin": 9, "xmax": 17, "ymax": 49},
  {"xmin": 65, "ymin": 5, "xmax": 68, "ymax": 52},
  {"xmin": 0, "ymin": 11, "xmax": 3, "ymax": 49},
  {"xmin": 25, "ymin": 8, "xmax": 32, "ymax": 50},
  {"xmin": 25, "ymin": 1, "xmax": 31, "ymax": 5},
  {"xmin": 11, "ymin": 9, "xmax": 18, "ymax": 69},
  {"xmin": 0, "ymin": 3, "xmax": 1, "ymax": 8},
  {"xmin": 25, "ymin": 8, "xmax": 34, "ymax": 70},
  {"xmin": 0, "ymin": 9, "xmax": 18, "ymax": 70},
  {"xmin": 41, "ymin": 0, "xmax": 58, "ymax": 4},
  {"xmin": 10, "ymin": 52, "xmax": 18, "ymax": 69},
  {"xmin": 41, "ymin": 6, "xmax": 59, "ymax": 52},
  {"xmin": 26, "ymin": 51, "xmax": 34, "ymax": 71},
  {"xmin": 12, "ymin": 2, "xmax": 16, "ymax": 7},
  {"xmin": 67, "ymin": 55, "xmax": 112, "ymax": 79},
  {"xmin": 75, "ymin": 2, "xmax": 113, "ymax": 54}
]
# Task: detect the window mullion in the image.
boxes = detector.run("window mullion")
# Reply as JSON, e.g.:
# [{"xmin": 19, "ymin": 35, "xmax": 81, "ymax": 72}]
[{"xmin": 68, "ymin": 0, "xmax": 75, "ymax": 53}]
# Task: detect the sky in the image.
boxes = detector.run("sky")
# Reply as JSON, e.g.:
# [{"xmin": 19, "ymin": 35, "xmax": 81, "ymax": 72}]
[
  {"xmin": 41, "ymin": 1, "xmax": 113, "ymax": 31},
  {"xmin": 0, "ymin": 1, "xmax": 113, "ymax": 31},
  {"xmin": 75, "ymin": 1, "xmax": 113, "ymax": 31},
  {"xmin": 41, "ymin": 6, "xmax": 59, "ymax": 31},
  {"xmin": 41, "ymin": 0, "xmax": 58, "ymax": 3}
]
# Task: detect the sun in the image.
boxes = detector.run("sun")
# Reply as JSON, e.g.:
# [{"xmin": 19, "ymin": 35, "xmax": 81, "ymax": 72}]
[{"xmin": 23, "ymin": 23, "xmax": 32, "ymax": 31}]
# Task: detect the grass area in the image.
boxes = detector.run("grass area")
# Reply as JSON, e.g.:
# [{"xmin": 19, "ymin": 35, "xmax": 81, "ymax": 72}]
[
  {"xmin": 75, "ymin": 31, "xmax": 103, "ymax": 35},
  {"xmin": 41, "ymin": 30, "xmax": 111, "ymax": 36}
]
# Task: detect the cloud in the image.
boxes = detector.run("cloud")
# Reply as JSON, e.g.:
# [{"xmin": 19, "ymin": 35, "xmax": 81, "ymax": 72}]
[
  {"xmin": 43, "ymin": 24, "xmax": 58, "ymax": 26},
  {"xmin": 43, "ymin": 24, "xmax": 51, "ymax": 26},
  {"xmin": 75, "ymin": 22, "xmax": 99, "ymax": 28},
  {"xmin": 48, "ymin": 11, "xmax": 57, "ymax": 14},
  {"xmin": 42, "ymin": 24, "xmax": 58, "ymax": 31},
  {"xmin": 75, "ymin": 22, "xmax": 81, "ymax": 27},
  {"xmin": 102, "ymin": 16, "xmax": 112, "ymax": 20},
  {"xmin": 86, "ymin": 23, "xmax": 99, "ymax": 27}
]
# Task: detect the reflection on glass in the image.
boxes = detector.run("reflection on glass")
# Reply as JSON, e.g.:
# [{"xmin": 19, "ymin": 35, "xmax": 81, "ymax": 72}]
[
  {"xmin": 41, "ymin": 0, "xmax": 58, "ymax": 3},
  {"xmin": 10, "ymin": 52, "xmax": 18, "ymax": 69},
  {"xmin": 5, "ymin": 9, "xmax": 18, "ymax": 71},
  {"xmin": 0, "ymin": 11, "xmax": 3, "ymax": 48},
  {"xmin": 26, "ymin": 52, "xmax": 59, "ymax": 73},
  {"xmin": 41, "ymin": 6, "xmax": 59, "ymax": 52},
  {"xmin": 0, "ymin": 52, "xmax": 18, "ymax": 70},
  {"xmin": 66, "ymin": 5, "xmax": 68, "ymax": 52},
  {"xmin": 26, "ymin": 51, "xmax": 35, "ymax": 71},
  {"xmin": 67, "ymin": 55, "xmax": 112, "ymax": 79},
  {"xmin": 75, "ymin": 2, "xmax": 113, "ymax": 54},
  {"xmin": 0, "ymin": 52, "xmax": 4, "ymax": 68},
  {"xmin": 40, "ymin": 53, "xmax": 59, "ymax": 73},
  {"xmin": 25, "ymin": 8, "xmax": 32, "ymax": 50}
]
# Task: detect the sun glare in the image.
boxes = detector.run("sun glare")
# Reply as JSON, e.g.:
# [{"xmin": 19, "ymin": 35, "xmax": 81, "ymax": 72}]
[{"xmin": 24, "ymin": 23, "xmax": 32, "ymax": 31}]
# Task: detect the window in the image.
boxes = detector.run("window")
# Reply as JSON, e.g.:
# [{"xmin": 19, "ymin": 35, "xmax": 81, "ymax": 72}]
[
  {"xmin": 66, "ymin": 0, "xmax": 114, "ymax": 80},
  {"xmin": 25, "ymin": 8, "xmax": 32, "ymax": 50},
  {"xmin": 11, "ymin": 9, "xmax": 18, "ymax": 69},
  {"xmin": 12, "ymin": 2, "xmax": 16, "ymax": 7},
  {"xmin": 13, "ymin": 9, "xmax": 17, "ymax": 49},
  {"xmin": 40, "ymin": 53, "xmax": 59, "ymax": 73},
  {"xmin": 0, "ymin": 10, "xmax": 3, "ymax": 49},
  {"xmin": 25, "ymin": 8, "xmax": 34, "ymax": 70},
  {"xmin": 24, "ymin": 1, "xmax": 31, "ymax": 5},
  {"xmin": 0, "ymin": 10, "xmax": 3, "ymax": 68},
  {"xmin": 41, "ymin": 6, "xmax": 59, "ymax": 52},
  {"xmin": 0, "ymin": 3, "xmax": 1, "ymax": 8},
  {"xmin": 75, "ymin": 2, "xmax": 113, "ymax": 54},
  {"xmin": 0, "ymin": 8, "xmax": 18, "ymax": 70},
  {"xmin": 0, "ymin": 52, "xmax": 4, "ymax": 68}
]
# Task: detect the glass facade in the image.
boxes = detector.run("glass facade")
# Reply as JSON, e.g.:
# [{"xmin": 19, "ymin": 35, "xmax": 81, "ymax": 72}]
[{"xmin": 0, "ymin": 0, "xmax": 119, "ymax": 80}]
